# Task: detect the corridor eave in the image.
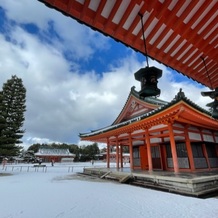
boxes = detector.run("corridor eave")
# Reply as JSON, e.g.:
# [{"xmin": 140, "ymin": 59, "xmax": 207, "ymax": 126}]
[
  {"xmin": 38, "ymin": 0, "xmax": 218, "ymax": 89},
  {"xmin": 80, "ymin": 98, "xmax": 218, "ymax": 143}
]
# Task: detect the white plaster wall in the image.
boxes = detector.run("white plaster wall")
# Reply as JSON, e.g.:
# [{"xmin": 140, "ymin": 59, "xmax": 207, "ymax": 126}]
[
  {"xmin": 188, "ymin": 132, "xmax": 201, "ymax": 140},
  {"xmin": 203, "ymin": 134, "xmax": 214, "ymax": 142}
]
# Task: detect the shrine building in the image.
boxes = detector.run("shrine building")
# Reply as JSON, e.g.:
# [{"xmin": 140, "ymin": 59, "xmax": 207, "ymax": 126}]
[
  {"xmin": 35, "ymin": 148, "xmax": 75, "ymax": 163},
  {"xmin": 80, "ymin": 86, "xmax": 218, "ymax": 173}
]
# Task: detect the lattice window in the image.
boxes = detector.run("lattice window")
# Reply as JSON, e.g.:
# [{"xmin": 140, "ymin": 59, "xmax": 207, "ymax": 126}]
[
  {"xmin": 206, "ymin": 143, "xmax": 217, "ymax": 158},
  {"xmin": 191, "ymin": 143, "xmax": 204, "ymax": 158}
]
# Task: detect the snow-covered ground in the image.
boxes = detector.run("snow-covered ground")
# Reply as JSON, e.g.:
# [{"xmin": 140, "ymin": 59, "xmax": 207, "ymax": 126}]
[{"xmin": 0, "ymin": 162, "xmax": 218, "ymax": 218}]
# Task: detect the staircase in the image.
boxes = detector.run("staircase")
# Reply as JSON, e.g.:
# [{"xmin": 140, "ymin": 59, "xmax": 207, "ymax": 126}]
[{"xmin": 83, "ymin": 168, "xmax": 132, "ymax": 184}]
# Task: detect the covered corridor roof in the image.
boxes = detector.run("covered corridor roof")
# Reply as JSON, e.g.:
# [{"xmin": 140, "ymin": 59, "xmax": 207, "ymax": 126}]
[
  {"xmin": 79, "ymin": 88, "xmax": 218, "ymax": 143},
  {"xmin": 39, "ymin": 0, "xmax": 218, "ymax": 89}
]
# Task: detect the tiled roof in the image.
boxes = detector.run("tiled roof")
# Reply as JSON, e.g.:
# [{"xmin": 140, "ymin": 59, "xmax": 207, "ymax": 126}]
[
  {"xmin": 79, "ymin": 89, "xmax": 211, "ymax": 138},
  {"xmin": 35, "ymin": 148, "xmax": 75, "ymax": 156},
  {"xmin": 112, "ymin": 86, "xmax": 168, "ymax": 125}
]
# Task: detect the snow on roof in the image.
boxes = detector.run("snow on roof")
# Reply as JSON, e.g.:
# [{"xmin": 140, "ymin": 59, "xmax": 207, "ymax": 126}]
[
  {"xmin": 101, "ymin": 152, "xmax": 130, "ymax": 156},
  {"xmin": 35, "ymin": 148, "xmax": 75, "ymax": 157},
  {"xmin": 80, "ymin": 88, "xmax": 212, "ymax": 138}
]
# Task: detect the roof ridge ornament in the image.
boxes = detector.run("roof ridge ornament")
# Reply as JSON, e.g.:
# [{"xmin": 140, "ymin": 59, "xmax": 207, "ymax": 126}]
[
  {"xmin": 200, "ymin": 57, "xmax": 218, "ymax": 119},
  {"xmin": 201, "ymin": 87, "xmax": 218, "ymax": 119},
  {"xmin": 175, "ymin": 88, "xmax": 185, "ymax": 100}
]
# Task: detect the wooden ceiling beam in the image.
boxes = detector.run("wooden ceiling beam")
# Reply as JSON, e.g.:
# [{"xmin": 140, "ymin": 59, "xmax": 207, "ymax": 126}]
[
  {"xmin": 39, "ymin": 0, "xmax": 218, "ymax": 89},
  {"xmin": 113, "ymin": 1, "xmax": 135, "ymax": 36},
  {"xmin": 92, "ymin": 0, "xmax": 107, "ymax": 27},
  {"xmin": 132, "ymin": 0, "xmax": 172, "ymax": 55},
  {"xmin": 103, "ymin": 0, "xmax": 123, "ymax": 35},
  {"xmin": 142, "ymin": 1, "xmax": 172, "ymax": 45}
]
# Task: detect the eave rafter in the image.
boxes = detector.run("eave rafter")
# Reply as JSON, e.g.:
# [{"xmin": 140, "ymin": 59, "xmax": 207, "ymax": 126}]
[
  {"xmin": 83, "ymin": 108, "xmax": 182, "ymax": 142},
  {"xmin": 39, "ymin": 0, "xmax": 218, "ymax": 89},
  {"xmin": 80, "ymin": 98, "xmax": 218, "ymax": 143},
  {"xmin": 178, "ymin": 107, "xmax": 218, "ymax": 130}
]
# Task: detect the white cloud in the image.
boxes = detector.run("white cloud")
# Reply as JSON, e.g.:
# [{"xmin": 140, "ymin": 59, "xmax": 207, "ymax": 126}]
[
  {"xmin": 0, "ymin": 0, "xmax": 211, "ymax": 150},
  {"xmin": 1, "ymin": 0, "xmax": 109, "ymax": 61}
]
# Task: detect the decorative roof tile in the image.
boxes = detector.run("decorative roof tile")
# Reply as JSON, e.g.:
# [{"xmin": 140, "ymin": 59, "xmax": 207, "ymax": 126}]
[
  {"xmin": 35, "ymin": 148, "xmax": 75, "ymax": 156},
  {"xmin": 80, "ymin": 88, "xmax": 212, "ymax": 138}
]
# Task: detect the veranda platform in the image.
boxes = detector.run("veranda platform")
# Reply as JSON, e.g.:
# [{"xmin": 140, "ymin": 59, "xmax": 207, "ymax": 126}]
[{"xmin": 83, "ymin": 167, "xmax": 218, "ymax": 198}]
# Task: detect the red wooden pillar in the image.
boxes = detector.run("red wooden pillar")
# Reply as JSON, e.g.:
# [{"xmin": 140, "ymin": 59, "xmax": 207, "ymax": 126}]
[
  {"xmin": 160, "ymin": 130, "xmax": 167, "ymax": 170},
  {"xmin": 184, "ymin": 125, "xmax": 195, "ymax": 171},
  {"xmin": 116, "ymin": 136, "xmax": 119, "ymax": 169},
  {"xmin": 200, "ymin": 129, "xmax": 210, "ymax": 170},
  {"xmin": 161, "ymin": 143, "xmax": 167, "ymax": 170},
  {"xmin": 120, "ymin": 145, "xmax": 123, "ymax": 168},
  {"xmin": 128, "ymin": 133, "xmax": 134, "ymax": 170},
  {"xmin": 106, "ymin": 138, "xmax": 110, "ymax": 168},
  {"xmin": 168, "ymin": 123, "xmax": 179, "ymax": 173},
  {"xmin": 212, "ymin": 130, "xmax": 216, "ymax": 142},
  {"xmin": 211, "ymin": 131, "xmax": 218, "ymax": 156},
  {"xmin": 202, "ymin": 143, "xmax": 210, "ymax": 170},
  {"xmin": 216, "ymin": 143, "xmax": 218, "ymax": 157},
  {"xmin": 145, "ymin": 128, "xmax": 153, "ymax": 171},
  {"xmin": 199, "ymin": 128, "xmax": 204, "ymax": 141}
]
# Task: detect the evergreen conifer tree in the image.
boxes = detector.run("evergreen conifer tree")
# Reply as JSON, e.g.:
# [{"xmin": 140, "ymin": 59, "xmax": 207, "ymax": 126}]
[
  {"xmin": 0, "ymin": 92, "xmax": 6, "ymax": 150},
  {"xmin": 0, "ymin": 75, "xmax": 26, "ymax": 157}
]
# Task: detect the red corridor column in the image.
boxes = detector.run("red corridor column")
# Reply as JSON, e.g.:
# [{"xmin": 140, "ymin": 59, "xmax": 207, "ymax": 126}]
[
  {"xmin": 116, "ymin": 136, "xmax": 119, "ymax": 169},
  {"xmin": 106, "ymin": 138, "xmax": 110, "ymax": 168},
  {"xmin": 145, "ymin": 128, "xmax": 153, "ymax": 171},
  {"xmin": 168, "ymin": 123, "xmax": 179, "ymax": 173},
  {"xmin": 128, "ymin": 133, "xmax": 134, "ymax": 170},
  {"xmin": 184, "ymin": 126, "xmax": 195, "ymax": 171}
]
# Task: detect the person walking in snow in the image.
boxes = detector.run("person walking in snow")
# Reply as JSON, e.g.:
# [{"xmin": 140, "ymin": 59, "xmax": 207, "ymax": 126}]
[
  {"xmin": 2, "ymin": 158, "xmax": 7, "ymax": 169},
  {"xmin": 51, "ymin": 159, "xmax": 54, "ymax": 166}
]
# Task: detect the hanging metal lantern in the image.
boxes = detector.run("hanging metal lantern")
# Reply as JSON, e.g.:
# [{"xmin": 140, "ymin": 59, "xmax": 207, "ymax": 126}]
[
  {"xmin": 211, "ymin": 99, "xmax": 218, "ymax": 119},
  {"xmin": 201, "ymin": 87, "xmax": 218, "ymax": 119},
  {"xmin": 134, "ymin": 66, "xmax": 162, "ymax": 98}
]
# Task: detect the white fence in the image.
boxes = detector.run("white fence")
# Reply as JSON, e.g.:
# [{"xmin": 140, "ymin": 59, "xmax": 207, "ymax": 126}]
[{"xmin": 1, "ymin": 162, "xmax": 115, "ymax": 173}]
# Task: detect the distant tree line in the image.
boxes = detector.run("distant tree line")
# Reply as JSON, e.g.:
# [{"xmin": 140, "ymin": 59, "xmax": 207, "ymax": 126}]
[{"xmin": 27, "ymin": 142, "xmax": 102, "ymax": 162}]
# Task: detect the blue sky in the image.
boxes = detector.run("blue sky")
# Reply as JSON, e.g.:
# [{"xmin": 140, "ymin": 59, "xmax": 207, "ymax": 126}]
[{"xmin": 0, "ymin": 0, "xmax": 210, "ymax": 149}]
